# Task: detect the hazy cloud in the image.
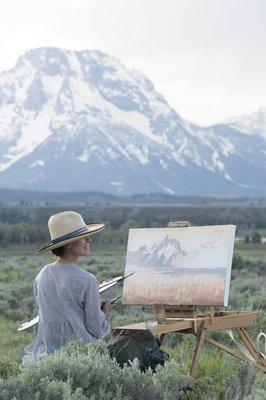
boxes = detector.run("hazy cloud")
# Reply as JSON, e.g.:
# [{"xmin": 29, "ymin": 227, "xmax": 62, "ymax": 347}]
[{"xmin": 0, "ymin": 0, "xmax": 265, "ymax": 125}]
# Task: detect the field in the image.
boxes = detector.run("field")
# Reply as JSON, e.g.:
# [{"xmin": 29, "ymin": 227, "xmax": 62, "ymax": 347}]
[
  {"xmin": 0, "ymin": 205, "xmax": 265, "ymax": 399},
  {"xmin": 235, "ymin": 241, "xmax": 266, "ymax": 260}
]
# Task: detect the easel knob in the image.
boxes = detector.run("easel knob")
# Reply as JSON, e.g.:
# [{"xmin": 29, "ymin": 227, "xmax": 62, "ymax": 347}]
[{"xmin": 168, "ymin": 221, "xmax": 191, "ymax": 228}]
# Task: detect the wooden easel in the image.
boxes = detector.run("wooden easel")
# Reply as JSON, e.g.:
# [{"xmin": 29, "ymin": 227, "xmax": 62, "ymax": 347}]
[
  {"xmin": 113, "ymin": 221, "xmax": 266, "ymax": 380},
  {"xmin": 114, "ymin": 296, "xmax": 266, "ymax": 381}
]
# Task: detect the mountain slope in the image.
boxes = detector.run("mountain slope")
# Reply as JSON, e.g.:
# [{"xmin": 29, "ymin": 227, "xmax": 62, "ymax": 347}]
[{"xmin": 0, "ymin": 47, "xmax": 265, "ymax": 196}]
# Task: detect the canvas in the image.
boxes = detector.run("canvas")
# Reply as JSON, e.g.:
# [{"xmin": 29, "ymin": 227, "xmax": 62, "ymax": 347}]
[{"xmin": 122, "ymin": 225, "xmax": 236, "ymax": 306}]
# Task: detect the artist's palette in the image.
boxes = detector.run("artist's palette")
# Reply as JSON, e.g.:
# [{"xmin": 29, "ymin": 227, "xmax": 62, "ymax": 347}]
[
  {"xmin": 99, "ymin": 276, "xmax": 123, "ymax": 292},
  {"xmin": 18, "ymin": 316, "xmax": 39, "ymax": 331}
]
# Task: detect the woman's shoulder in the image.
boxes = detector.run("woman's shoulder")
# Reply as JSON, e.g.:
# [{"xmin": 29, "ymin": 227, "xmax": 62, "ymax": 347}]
[
  {"xmin": 35, "ymin": 263, "xmax": 51, "ymax": 280},
  {"xmin": 34, "ymin": 263, "xmax": 97, "ymax": 288}
]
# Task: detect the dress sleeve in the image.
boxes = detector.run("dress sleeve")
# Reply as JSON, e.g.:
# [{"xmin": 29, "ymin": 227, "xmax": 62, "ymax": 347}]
[{"xmin": 83, "ymin": 275, "xmax": 110, "ymax": 340}]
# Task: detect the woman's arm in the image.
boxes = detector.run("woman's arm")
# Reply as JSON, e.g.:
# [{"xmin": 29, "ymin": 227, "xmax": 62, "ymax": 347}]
[{"xmin": 83, "ymin": 276, "xmax": 111, "ymax": 340}]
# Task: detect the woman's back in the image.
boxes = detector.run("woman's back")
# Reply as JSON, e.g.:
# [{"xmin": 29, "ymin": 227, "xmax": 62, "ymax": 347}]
[
  {"xmin": 36, "ymin": 262, "xmax": 91, "ymax": 322},
  {"xmin": 22, "ymin": 262, "xmax": 110, "ymax": 365}
]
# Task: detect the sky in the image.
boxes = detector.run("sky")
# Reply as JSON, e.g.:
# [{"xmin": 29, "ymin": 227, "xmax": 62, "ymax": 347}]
[{"xmin": 0, "ymin": 0, "xmax": 265, "ymax": 126}]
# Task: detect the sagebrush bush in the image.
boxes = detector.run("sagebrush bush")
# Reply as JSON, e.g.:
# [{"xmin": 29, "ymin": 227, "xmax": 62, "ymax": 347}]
[
  {"xmin": 1, "ymin": 340, "xmax": 263, "ymax": 400},
  {"xmin": 0, "ymin": 358, "xmax": 20, "ymax": 379},
  {"xmin": 0, "ymin": 340, "xmax": 199, "ymax": 400},
  {"xmin": 242, "ymin": 370, "xmax": 266, "ymax": 400}
]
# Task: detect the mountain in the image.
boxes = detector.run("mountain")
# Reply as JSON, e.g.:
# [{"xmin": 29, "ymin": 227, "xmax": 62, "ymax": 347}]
[
  {"xmin": 0, "ymin": 47, "xmax": 266, "ymax": 196},
  {"xmin": 224, "ymin": 107, "xmax": 266, "ymax": 138}
]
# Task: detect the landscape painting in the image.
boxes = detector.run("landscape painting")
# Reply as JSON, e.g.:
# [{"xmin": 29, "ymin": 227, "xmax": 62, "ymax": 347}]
[{"xmin": 123, "ymin": 225, "xmax": 236, "ymax": 306}]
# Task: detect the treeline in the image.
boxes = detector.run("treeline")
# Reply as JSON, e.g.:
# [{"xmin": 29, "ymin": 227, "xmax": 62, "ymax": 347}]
[
  {"xmin": 1, "ymin": 188, "xmax": 266, "ymax": 206},
  {"xmin": 1, "ymin": 204, "xmax": 266, "ymax": 227},
  {"xmin": 0, "ymin": 204, "xmax": 266, "ymax": 246}
]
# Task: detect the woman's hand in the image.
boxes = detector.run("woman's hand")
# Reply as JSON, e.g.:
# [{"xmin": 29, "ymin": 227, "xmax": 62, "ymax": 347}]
[{"xmin": 101, "ymin": 301, "xmax": 112, "ymax": 316}]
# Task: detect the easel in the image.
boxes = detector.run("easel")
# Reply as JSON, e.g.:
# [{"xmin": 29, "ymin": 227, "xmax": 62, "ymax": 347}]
[{"xmin": 113, "ymin": 221, "xmax": 266, "ymax": 381}]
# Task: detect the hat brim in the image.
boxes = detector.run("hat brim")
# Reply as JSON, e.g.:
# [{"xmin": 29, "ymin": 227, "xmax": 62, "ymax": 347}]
[{"xmin": 38, "ymin": 223, "xmax": 105, "ymax": 253}]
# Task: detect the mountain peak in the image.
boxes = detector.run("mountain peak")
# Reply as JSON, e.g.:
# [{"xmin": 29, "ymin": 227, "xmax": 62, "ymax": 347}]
[{"xmin": 224, "ymin": 107, "xmax": 266, "ymax": 138}]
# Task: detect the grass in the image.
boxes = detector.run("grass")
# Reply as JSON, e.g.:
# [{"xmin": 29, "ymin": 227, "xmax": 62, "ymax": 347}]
[
  {"xmin": 235, "ymin": 242, "xmax": 266, "ymax": 260},
  {"xmin": 0, "ymin": 242, "xmax": 265, "ymax": 399},
  {"xmin": 0, "ymin": 316, "xmax": 35, "ymax": 364}
]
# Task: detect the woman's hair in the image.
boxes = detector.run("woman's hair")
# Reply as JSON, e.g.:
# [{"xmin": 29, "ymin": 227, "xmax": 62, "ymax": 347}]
[{"xmin": 52, "ymin": 246, "xmax": 66, "ymax": 257}]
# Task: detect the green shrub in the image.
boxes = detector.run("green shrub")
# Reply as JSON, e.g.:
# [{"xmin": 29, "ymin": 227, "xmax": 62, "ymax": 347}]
[
  {"xmin": 243, "ymin": 370, "xmax": 266, "ymax": 400},
  {"xmin": 0, "ymin": 358, "xmax": 20, "ymax": 379},
  {"xmin": 0, "ymin": 341, "xmax": 198, "ymax": 400},
  {"xmin": 251, "ymin": 232, "xmax": 262, "ymax": 244}
]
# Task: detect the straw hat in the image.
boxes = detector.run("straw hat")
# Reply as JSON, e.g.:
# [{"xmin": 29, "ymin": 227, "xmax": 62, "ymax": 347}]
[{"xmin": 38, "ymin": 211, "xmax": 105, "ymax": 253}]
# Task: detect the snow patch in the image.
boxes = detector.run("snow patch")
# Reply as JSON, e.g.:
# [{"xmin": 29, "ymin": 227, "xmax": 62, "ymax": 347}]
[
  {"xmin": 0, "ymin": 106, "xmax": 53, "ymax": 171},
  {"xmin": 172, "ymin": 152, "xmax": 187, "ymax": 166},
  {"xmin": 0, "ymin": 74, "xmax": 64, "ymax": 171},
  {"xmin": 220, "ymin": 137, "xmax": 236, "ymax": 156},
  {"xmin": 76, "ymin": 145, "xmax": 98, "ymax": 162},
  {"xmin": 212, "ymin": 150, "xmax": 225, "ymax": 171},
  {"xmin": 107, "ymin": 147, "xmax": 119, "ymax": 159},
  {"xmin": 126, "ymin": 143, "xmax": 149, "ymax": 165},
  {"xmin": 66, "ymin": 76, "xmax": 168, "ymax": 146},
  {"xmin": 41, "ymin": 75, "xmax": 63, "ymax": 98},
  {"xmin": 29, "ymin": 159, "xmax": 44, "ymax": 168},
  {"xmin": 110, "ymin": 181, "xmax": 123, "ymax": 186},
  {"xmin": 159, "ymin": 158, "xmax": 168, "ymax": 170},
  {"xmin": 103, "ymin": 67, "xmax": 132, "ymax": 84},
  {"xmin": 224, "ymin": 173, "xmax": 233, "ymax": 182},
  {"xmin": 77, "ymin": 150, "xmax": 90, "ymax": 162},
  {"xmin": 155, "ymin": 181, "xmax": 174, "ymax": 195},
  {"xmin": 68, "ymin": 52, "xmax": 83, "ymax": 76},
  {"xmin": 142, "ymin": 87, "xmax": 170, "ymax": 116}
]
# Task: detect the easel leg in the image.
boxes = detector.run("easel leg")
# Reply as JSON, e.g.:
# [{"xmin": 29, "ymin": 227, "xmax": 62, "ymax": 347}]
[
  {"xmin": 190, "ymin": 321, "xmax": 207, "ymax": 382},
  {"xmin": 237, "ymin": 328, "xmax": 266, "ymax": 368},
  {"xmin": 205, "ymin": 335, "xmax": 266, "ymax": 373},
  {"xmin": 157, "ymin": 333, "xmax": 165, "ymax": 347}
]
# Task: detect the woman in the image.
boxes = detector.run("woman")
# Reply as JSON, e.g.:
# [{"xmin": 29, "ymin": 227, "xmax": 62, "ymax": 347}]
[{"xmin": 22, "ymin": 211, "xmax": 111, "ymax": 365}]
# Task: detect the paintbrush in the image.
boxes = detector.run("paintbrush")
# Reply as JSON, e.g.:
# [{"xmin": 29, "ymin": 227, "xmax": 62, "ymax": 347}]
[{"xmin": 101, "ymin": 295, "xmax": 121, "ymax": 310}]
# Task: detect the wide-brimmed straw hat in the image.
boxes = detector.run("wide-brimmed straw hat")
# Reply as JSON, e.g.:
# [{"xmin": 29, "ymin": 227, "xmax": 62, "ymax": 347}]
[{"xmin": 38, "ymin": 211, "xmax": 105, "ymax": 253}]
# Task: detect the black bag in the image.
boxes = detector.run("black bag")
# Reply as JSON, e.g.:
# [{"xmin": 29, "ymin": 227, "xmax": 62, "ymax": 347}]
[{"xmin": 108, "ymin": 331, "xmax": 169, "ymax": 372}]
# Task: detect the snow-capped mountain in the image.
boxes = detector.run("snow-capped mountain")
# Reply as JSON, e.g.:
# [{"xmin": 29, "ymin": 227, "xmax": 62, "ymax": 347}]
[
  {"xmin": 224, "ymin": 107, "xmax": 266, "ymax": 138},
  {"xmin": 0, "ymin": 47, "xmax": 266, "ymax": 196}
]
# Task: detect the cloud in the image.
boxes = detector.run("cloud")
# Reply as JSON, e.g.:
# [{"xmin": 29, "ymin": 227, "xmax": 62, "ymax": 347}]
[{"xmin": 0, "ymin": 0, "xmax": 265, "ymax": 124}]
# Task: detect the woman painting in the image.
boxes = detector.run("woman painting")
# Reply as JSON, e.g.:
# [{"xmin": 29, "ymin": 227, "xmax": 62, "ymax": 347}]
[{"xmin": 22, "ymin": 211, "xmax": 111, "ymax": 365}]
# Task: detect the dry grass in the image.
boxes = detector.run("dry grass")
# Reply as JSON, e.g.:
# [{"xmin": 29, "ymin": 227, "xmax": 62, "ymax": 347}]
[{"xmin": 123, "ymin": 270, "xmax": 225, "ymax": 306}]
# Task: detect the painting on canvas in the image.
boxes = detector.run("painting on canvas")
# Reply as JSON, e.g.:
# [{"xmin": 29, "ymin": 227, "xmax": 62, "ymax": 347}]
[{"xmin": 122, "ymin": 225, "xmax": 236, "ymax": 306}]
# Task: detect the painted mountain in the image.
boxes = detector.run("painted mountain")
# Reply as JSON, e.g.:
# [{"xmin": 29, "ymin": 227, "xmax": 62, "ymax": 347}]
[
  {"xmin": 0, "ymin": 47, "xmax": 266, "ymax": 196},
  {"xmin": 126, "ymin": 234, "xmax": 188, "ymax": 268},
  {"xmin": 125, "ymin": 232, "xmax": 227, "ymax": 277}
]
